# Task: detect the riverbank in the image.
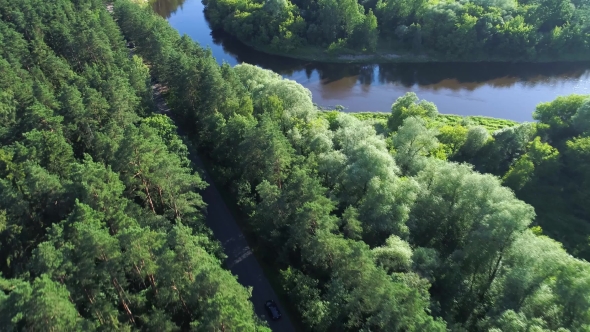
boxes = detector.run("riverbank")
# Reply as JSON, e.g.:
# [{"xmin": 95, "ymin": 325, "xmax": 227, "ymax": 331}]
[
  {"xmin": 236, "ymin": 39, "xmax": 428, "ymax": 64},
  {"xmin": 221, "ymin": 30, "xmax": 589, "ymax": 64}
]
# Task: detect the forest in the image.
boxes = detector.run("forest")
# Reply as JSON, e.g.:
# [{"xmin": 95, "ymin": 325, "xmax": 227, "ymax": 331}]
[
  {"xmin": 0, "ymin": 0, "xmax": 267, "ymax": 330},
  {"xmin": 113, "ymin": 1, "xmax": 590, "ymax": 331},
  {"xmin": 2, "ymin": 0, "xmax": 590, "ymax": 331},
  {"xmin": 203, "ymin": 0, "xmax": 590, "ymax": 61}
]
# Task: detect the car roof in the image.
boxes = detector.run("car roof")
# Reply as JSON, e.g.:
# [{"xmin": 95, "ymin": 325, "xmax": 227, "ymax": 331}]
[{"xmin": 265, "ymin": 301, "xmax": 281, "ymax": 317}]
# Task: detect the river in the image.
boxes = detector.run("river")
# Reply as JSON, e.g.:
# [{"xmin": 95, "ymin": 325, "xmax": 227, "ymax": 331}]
[{"xmin": 151, "ymin": 0, "xmax": 590, "ymax": 122}]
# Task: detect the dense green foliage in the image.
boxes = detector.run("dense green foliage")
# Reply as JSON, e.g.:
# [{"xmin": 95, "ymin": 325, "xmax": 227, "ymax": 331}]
[
  {"xmin": 2, "ymin": 0, "xmax": 589, "ymax": 330},
  {"xmin": 116, "ymin": 1, "xmax": 590, "ymax": 331},
  {"xmin": 203, "ymin": 0, "xmax": 590, "ymax": 60},
  {"xmin": 0, "ymin": 0, "xmax": 267, "ymax": 330},
  {"xmin": 448, "ymin": 94, "xmax": 590, "ymax": 261},
  {"xmin": 374, "ymin": 92, "xmax": 590, "ymax": 262}
]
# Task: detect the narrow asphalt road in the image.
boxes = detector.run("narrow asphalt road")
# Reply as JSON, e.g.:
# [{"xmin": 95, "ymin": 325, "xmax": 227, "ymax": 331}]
[
  {"xmin": 152, "ymin": 84, "xmax": 296, "ymax": 332},
  {"xmin": 192, "ymin": 157, "xmax": 296, "ymax": 332}
]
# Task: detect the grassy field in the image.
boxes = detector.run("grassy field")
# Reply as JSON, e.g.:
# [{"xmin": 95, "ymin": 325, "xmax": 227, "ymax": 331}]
[
  {"xmin": 319, "ymin": 110, "xmax": 519, "ymax": 134},
  {"xmin": 433, "ymin": 114, "xmax": 519, "ymax": 131}
]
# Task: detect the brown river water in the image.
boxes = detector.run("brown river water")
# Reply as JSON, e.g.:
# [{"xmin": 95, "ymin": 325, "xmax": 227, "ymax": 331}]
[{"xmin": 152, "ymin": 0, "xmax": 590, "ymax": 122}]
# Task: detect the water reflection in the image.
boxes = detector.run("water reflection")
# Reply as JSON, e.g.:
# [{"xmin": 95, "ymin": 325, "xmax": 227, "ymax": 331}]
[
  {"xmin": 150, "ymin": 0, "xmax": 188, "ymax": 18},
  {"xmin": 376, "ymin": 63, "xmax": 590, "ymax": 91},
  {"xmin": 206, "ymin": 28, "xmax": 590, "ymax": 91},
  {"xmin": 209, "ymin": 29, "xmax": 308, "ymax": 75},
  {"xmin": 152, "ymin": 0, "xmax": 590, "ymax": 121}
]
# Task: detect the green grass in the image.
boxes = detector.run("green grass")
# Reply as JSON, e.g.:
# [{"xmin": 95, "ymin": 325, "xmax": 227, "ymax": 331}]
[
  {"xmin": 434, "ymin": 114, "xmax": 519, "ymax": 132},
  {"xmin": 319, "ymin": 110, "xmax": 519, "ymax": 134}
]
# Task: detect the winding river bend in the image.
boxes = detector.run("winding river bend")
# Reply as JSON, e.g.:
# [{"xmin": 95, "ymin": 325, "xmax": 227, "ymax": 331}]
[{"xmin": 152, "ymin": 0, "xmax": 590, "ymax": 122}]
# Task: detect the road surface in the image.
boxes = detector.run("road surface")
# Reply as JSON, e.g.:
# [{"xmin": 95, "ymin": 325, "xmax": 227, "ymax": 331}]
[
  {"xmin": 151, "ymin": 83, "xmax": 297, "ymax": 332},
  {"xmin": 193, "ymin": 157, "xmax": 297, "ymax": 332}
]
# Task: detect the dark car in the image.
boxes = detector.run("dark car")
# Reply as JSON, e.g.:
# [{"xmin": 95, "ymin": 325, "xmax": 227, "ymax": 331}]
[{"xmin": 265, "ymin": 300, "xmax": 282, "ymax": 320}]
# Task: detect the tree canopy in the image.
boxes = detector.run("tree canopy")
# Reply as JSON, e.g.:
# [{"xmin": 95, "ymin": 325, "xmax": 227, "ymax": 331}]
[
  {"xmin": 2, "ymin": 0, "xmax": 589, "ymax": 331},
  {"xmin": 114, "ymin": 1, "xmax": 590, "ymax": 331},
  {"xmin": 0, "ymin": 0, "xmax": 266, "ymax": 329}
]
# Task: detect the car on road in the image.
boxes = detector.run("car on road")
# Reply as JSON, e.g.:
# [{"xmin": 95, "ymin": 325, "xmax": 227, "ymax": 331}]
[{"xmin": 265, "ymin": 300, "xmax": 282, "ymax": 320}]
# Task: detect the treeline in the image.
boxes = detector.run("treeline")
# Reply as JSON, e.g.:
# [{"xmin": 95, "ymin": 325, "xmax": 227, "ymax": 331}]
[
  {"xmin": 0, "ymin": 0, "xmax": 267, "ymax": 330},
  {"xmin": 116, "ymin": 1, "xmax": 590, "ymax": 331},
  {"xmin": 203, "ymin": 0, "xmax": 590, "ymax": 60}
]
